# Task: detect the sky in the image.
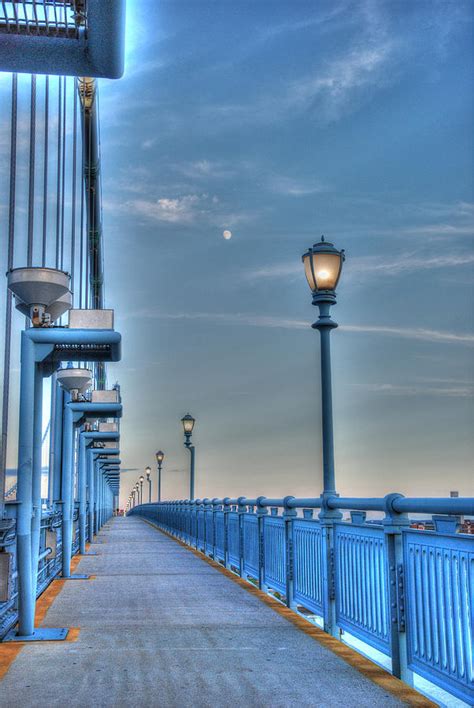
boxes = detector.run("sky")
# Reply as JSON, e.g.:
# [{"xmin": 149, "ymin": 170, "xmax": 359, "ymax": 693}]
[{"xmin": 1, "ymin": 0, "xmax": 473, "ymax": 507}]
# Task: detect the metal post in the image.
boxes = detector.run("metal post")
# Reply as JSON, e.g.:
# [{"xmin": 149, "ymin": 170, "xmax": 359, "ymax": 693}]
[
  {"xmin": 283, "ymin": 496, "xmax": 297, "ymax": 608},
  {"xmin": 256, "ymin": 497, "xmax": 268, "ymax": 591},
  {"xmin": 237, "ymin": 497, "xmax": 247, "ymax": 578},
  {"xmin": 223, "ymin": 497, "xmax": 231, "ymax": 569},
  {"xmin": 52, "ymin": 382, "xmax": 64, "ymax": 503},
  {"xmin": 383, "ymin": 494, "xmax": 413, "ymax": 683},
  {"xmin": 87, "ymin": 448, "xmax": 94, "ymax": 542},
  {"xmin": 61, "ymin": 396, "xmax": 73, "ymax": 578},
  {"xmin": 30, "ymin": 366, "xmax": 43, "ymax": 602},
  {"xmin": 139, "ymin": 480, "xmax": 143, "ymax": 505},
  {"xmin": 312, "ymin": 297, "xmax": 339, "ymax": 501},
  {"xmin": 15, "ymin": 333, "xmax": 35, "ymax": 636},
  {"xmin": 157, "ymin": 463, "xmax": 161, "ymax": 502},
  {"xmin": 48, "ymin": 373, "xmax": 57, "ymax": 505},
  {"xmin": 78, "ymin": 433, "xmax": 87, "ymax": 554},
  {"xmin": 94, "ymin": 459, "xmax": 99, "ymax": 534},
  {"xmin": 188, "ymin": 445, "xmax": 195, "ymax": 500},
  {"xmin": 148, "ymin": 474, "xmax": 152, "ymax": 503}
]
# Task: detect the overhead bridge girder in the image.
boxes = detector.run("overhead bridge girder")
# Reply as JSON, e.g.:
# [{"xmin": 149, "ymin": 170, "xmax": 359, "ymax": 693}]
[{"xmin": 0, "ymin": 0, "xmax": 125, "ymax": 78}]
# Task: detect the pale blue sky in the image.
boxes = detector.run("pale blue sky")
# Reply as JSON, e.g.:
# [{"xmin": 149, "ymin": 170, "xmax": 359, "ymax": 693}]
[{"xmin": 1, "ymin": 1, "xmax": 473, "ymax": 505}]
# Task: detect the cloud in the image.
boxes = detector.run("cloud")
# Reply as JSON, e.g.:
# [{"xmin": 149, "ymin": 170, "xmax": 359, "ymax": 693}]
[
  {"xmin": 126, "ymin": 309, "xmax": 474, "ymax": 345},
  {"xmin": 350, "ymin": 382, "xmax": 474, "ymax": 398},
  {"xmin": 174, "ymin": 160, "xmax": 235, "ymax": 180},
  {"xmin": 202, "ymin": 41, "xmax": 394, "ymax": 126},
  {"xmin": 246, "ymin": 249, "xmax": 474, "ymax": 282},
  {"xmin": 287, "ymin": 45, "xmax": 393, "ymax": 123},
  {"xmin": 105, "ymin": 189, "xmax": 258, "ymax": 228},
  {"xmin": 267, "ymin": 175, "xmax": 327, "ymax": 196},
  {"xmin": 121, "ymin": 194, "xmax": 204, "ymax": 224},
  {"xmin": 344, "ymin": 324, "xmax": 474, "ymax": 345}
]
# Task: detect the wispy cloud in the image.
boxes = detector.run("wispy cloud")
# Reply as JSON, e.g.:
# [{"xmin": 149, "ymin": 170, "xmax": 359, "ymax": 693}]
[
  {"xmin": 350, "ymin": 382, "xmax": 474, "ymax": 398},
  {"xmin": 104, "ymin": 191, "xmax": 257, "ymax": 229},
  {"xmin": 127, "ymin": 194, "xmax": 203, "ymax": 224},
  {"xmin": 125, "ymin": 309, "xmax": 474, "ymax": 346},
  {"xmin": 267, "ymin": 175, "xmax": 327, "ymax": 197},
  {"xmin": 203, "ymin": 41, "xmax": 394, "ymax": 126},
  {"xmin": 246, "ymin": 249, "xmax": 474, "ymax": 282},
  {"xmin": 174, "ymin": 160, "xmax": 236, "ymax": 180}
]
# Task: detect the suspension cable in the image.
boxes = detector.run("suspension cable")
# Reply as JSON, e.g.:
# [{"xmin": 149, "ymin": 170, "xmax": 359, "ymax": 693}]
[
  {"xmin": 55, "ymin": 75, "xmax": 62, "ymax": 269},
  {"xmin": 27, "ymin": 74, "xmax": 36, "ymax": 267},
  {"xmin": 60, "ymin": 75, "xmax": 67, "ymax": 271},
  {"xmin": 0, "ymin": 75, "xmax": 18, "ymax": 504},
  {"xmin": 71, "ymin": 78, "xmax": 78, "ymax": 297},
  {"xmin": 41, "ymin": 75, "xmax": 49, "ymax": 267}
]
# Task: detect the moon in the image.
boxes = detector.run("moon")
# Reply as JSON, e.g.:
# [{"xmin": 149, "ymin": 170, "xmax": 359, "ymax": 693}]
[{"xmin": 223, "ymin": 230, "xmax": 232, "ymax": 240}]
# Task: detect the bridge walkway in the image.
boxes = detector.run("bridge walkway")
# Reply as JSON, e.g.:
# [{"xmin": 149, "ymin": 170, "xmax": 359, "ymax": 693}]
[{"xmin": 0, "ymin": 517, "xmax": 410, "ymax": 707}]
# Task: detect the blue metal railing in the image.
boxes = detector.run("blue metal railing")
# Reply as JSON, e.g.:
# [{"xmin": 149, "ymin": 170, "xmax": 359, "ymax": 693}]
[
  {"xmin": 0, "ymin": 504, "xmax": 89, "ymax": 639},
  {"xmin": 128, "ymin": 495, "xmax": 474, "ymax": 705}
]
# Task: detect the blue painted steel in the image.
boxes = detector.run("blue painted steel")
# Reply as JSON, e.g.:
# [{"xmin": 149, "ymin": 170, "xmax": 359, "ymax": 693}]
[
  {"xmin": 203, "ymin": 502, "xmax": 215, "ymax": 555},
  {"xmin": 215, "ymin": 511, "xmax": 225, "ymax": 562},
  {"xmin": 0, "ymin": 0, "xmax": 126, "ymax": 79},
  {"xmin": 197, "ymin": 508, "xmax": 205, "ymax": 550},
  {"xmin": 227, "ymin": 512, "xmax": 240, "ymax": 568},
  {"xmin": 403, "ymin": 530, "xmax": 474, "ymax": 704},
  {"xmin": 60, "ymin": 396, "xmax": 74, "ymax": 578},
  {"xmin": 30, "ymin": 367, "xmax": 43, "ymax": 603},
  {"xmin": 128, "ymin": 496, "xmax": 473, "ymax": 706},
  {"xmin": 334, "ymin": 523, "xmax": 390, "ymax": 654},
  {"xmin": 242, "ymin": 514, "xmax": 259, "ymax": 579},
  {"xmin": 263, "ymin": 516, "xmax": 286, "ymax": 595},
  {"xmin": 293, "ymin": 518, "xmax": 324, "ymax": 615},
  {"xmin": 15, "ymin": 332, "xmax": 37, "ymax": 637},
  {"xmin": 78, "ymin": 433, "xmax": 87, "ymax": 554},
  {"xmin": 51, "ymin": 382, "xmax": 64, "ymax": 503}
]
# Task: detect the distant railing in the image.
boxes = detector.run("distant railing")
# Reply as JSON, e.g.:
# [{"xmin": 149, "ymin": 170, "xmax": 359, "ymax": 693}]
[{"xmin": 128, "ymin": 495, "xmax": 474, "ymax": 705}]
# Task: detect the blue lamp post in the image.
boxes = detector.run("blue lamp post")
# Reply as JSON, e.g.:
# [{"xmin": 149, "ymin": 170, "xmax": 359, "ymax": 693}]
[
  {"xmin": 302, "ymin": 236, "xmax": 345, "ymax": 516},
  {"xmin": 146, "ymin": 466, "xmax": 152, "ymax": 502},
  {"xmin": 155, "ymin": 451, "xmax": 164, "ymax": 502},
  {"xmin": 181, "ymin": 414, "xmax": 196, "ymax": 500},
  {"xmin": 139, "ymin": 475, "xmax": 144, "ymax": 505}
]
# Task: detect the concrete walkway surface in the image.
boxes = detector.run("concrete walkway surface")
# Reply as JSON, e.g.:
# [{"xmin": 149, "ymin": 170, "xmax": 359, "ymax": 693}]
[{"xmin": 0, "ymin": 516, "xmax": 407, "ymax": 707}]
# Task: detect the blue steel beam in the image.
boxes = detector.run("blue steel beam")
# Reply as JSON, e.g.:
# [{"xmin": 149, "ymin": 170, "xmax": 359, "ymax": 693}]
[
  {"xmin": 61, "ymin": 400, "xmax": 122, "ymax": 574},
  {"xmin": 0, "ymin": 0, "xmax": 126, "ymax": 78},
  {"xmin": 6, "ymin": 326, "xmax": 121, "ymax": 641}
]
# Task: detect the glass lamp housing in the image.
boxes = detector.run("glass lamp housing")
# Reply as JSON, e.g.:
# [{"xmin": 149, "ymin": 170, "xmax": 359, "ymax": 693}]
[
  {"xmin": 302, "ymin": 237, "xmax": 344, "ymax": 292},
  {"xmin": 145, "ymin": 466, "xmax": 151, "ymax": 477},
  {"xmin": 181, "ymin": 414, "xmax": 195, "ymax": 434},
  {"xmin": 156, "ymin": 451, "xmax": 165, "ymax": 464}
]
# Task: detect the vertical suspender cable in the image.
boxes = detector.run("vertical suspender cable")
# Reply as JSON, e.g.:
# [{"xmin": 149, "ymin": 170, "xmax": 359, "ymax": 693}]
[
  {"xmin": 27, "ymin": 74, "xmax": 36, "ymax": 267},
  {"xmin": 0, "ymin": 75, "xmax": 18, "ymax": 506},
  {"xmin": 60, "ymin": 76, "xmax": 67, "ymax": 271},
  {"xmin": 71, "ymin": 79, "xmax": 78, "ymax": 299},
  {"xmin": 42, "ymin": 76, "xmax": 49, "ymax": 267},
  {"xmin": 55, "ymin": 76, "xmax": 62, "ymax": 269}
]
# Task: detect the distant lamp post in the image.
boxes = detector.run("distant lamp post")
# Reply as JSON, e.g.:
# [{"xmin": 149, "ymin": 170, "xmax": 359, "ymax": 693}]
[
  {"xmin": 145, "ymin": 466, "xmax": 152, "ymax": 503},
  {"xmin": 135, "ymin": 482, "xmax": 140, "ymax": 506},
  {"xmin": 139, "ymin": 476, "xmax": 144, "ymax": 505},
  {"xmin": 155, "ymin": 451, "xmax": 164, "ymax": 502},
  {"xmin": 181, "ymin": 413, "xmax": 196, "ymax": 500},
  {"xmin": 302, "ymin": 236, "xmax": 345, "ymax": 516}
]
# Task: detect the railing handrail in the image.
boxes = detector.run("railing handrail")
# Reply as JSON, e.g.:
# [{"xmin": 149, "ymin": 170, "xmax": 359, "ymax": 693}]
[{"xmin": 133, "ymin": 494, "xmax": 474, "ymax": 516}]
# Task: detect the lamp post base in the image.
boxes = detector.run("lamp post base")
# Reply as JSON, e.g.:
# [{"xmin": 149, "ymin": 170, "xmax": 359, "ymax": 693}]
[{"xmin": 3, "ymin": 627, "xmax": 69, "ymax": 642}]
